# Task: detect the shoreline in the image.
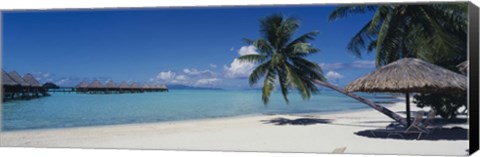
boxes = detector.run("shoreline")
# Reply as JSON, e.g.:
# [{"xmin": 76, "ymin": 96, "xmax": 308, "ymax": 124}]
[
  {"xmin": 0, "ymin": 102, "xmax": 469, "ymax": 156},
  {"xmin": 1, "ymin": 102, "xmax": 400, "ymax": 133}
]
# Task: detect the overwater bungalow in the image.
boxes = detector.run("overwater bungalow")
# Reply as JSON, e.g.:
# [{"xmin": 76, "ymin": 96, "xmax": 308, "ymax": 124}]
[
  {"xmin": 104, "ymin": 80, "xmax": 117, "ymax": 93},
  {"xmin": 2, "ymin": 70, "xmax": 20, "ymax": 100},
  {"xmin": 75, "ymin": 81, "xmax": 89, "ymax": 93},
  {"xmin": 87, "ymin": 80, "xmax": 104, "ymax": 94},
  {"xmin": 72, "ymin": 80, "xmax": 167, "ymax": 94},
  {"xmin": 8, "ymin": 71, "xmax": 32, "ymax": 99},
  {"xmin": 118, "ymin": 81, "xmax": 129, "ymax": 93},
  {"xmin": 2, "ymin": 70, "xmax": 48, "ymax": 101},
  {"xmin": 23, "ymin": 73, "xmax": 49, "ymax": 97}
]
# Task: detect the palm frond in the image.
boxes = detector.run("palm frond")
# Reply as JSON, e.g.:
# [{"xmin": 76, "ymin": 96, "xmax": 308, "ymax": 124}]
[
  {"xmin": 285, "ymin": 63, "xmax": 310, "ymax": 100},
  {"xmin": 277, "ymin": 67, "xmax": 290, "ymax": 103},
  {"xmin": 237, "ymin": 54, "xmax": 267, "ymax": 64},
  {"xmin": 329, "ymin": 5, "xmax": 377, "ymax": 22},
  {"xmin": 347, "ymin": 20, "xmax": 377, "ymax": 57},
  {"xmin": 243, "ymin": 38, "xmax": 274, "ymax": 55},
  {"xmin": 262, "ymin": 69, "xmax": 276, "ymax": 105},
  {"xmin": 249, "ymin": 61, "xmax": 271, "ymax": 86}
]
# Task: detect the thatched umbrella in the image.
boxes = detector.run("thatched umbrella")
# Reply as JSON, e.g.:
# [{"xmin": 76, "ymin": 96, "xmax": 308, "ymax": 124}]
[
  {"xmin": 2, "ymin": 70, "xmax": 19, "ymax": 86},
  {"xmin": 8, "ymin": 71, "xmax": 30, "ymax": 86},
  {"xmin": 457, "ymin": 60, "xmax": 468, "ymax": 75},
  {"xmin": 345, "ymin": 58, "xmax": 467, "ymax": 126},
  {"xmin": 23, "ymin": 73, "xmax": 42, "ymax": 87},
  {"xmin": 88, "ymin": 80, "xmax": 104, "ymax": 88}
]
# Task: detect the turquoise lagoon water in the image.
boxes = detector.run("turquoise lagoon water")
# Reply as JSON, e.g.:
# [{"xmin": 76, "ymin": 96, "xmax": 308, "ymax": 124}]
[{"xmin": 2, "ymin": 89, "xmax": 400, "ymax": 131}]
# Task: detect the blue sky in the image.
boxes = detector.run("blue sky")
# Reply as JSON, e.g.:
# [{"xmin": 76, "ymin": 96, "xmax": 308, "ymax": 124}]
[{"xmin": 3, "ymin": 5, "xmax": 377, "ymax": 89}]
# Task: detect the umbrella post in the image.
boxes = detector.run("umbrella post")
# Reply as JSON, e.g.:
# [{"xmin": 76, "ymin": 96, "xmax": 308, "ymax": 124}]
[{"xmin": 406, "ymin": 93, "xmax": 411, "ymax": 127}]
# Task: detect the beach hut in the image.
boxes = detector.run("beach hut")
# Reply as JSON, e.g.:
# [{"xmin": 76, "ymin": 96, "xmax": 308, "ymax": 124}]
[{"xmin": 345, "ymin": 58, "xmax": 467, "ymax": 126}]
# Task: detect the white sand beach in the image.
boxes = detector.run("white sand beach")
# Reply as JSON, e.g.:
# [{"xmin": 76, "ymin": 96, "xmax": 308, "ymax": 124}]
[{"xmin": 0, "ymin": 103, "xmax": 469, "ymax": 156}]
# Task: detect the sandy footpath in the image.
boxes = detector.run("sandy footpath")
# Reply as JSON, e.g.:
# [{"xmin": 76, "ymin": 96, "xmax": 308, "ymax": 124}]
[{"xmin": 0, "ymin": 103, "xmax": 469, "ymax": 156}]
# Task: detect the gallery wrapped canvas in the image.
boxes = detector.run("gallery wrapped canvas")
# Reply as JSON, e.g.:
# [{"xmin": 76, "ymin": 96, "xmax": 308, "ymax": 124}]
[{"xmin": 1, "ymin": 1, "xmax": 479, "ymax": 156}]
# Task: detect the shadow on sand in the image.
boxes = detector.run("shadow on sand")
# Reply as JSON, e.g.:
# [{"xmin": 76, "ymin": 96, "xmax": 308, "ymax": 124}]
[
  {"xmin": 261, "ymin": 117, "xmax": 332, "ymax": 126},
  {"xmin": 355, "ymin": 127, "xmax": 468, "ymax": 141}
]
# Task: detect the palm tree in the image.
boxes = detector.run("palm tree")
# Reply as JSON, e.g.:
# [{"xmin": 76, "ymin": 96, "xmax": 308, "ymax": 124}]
[
  {"xmin": 240, "ymin": 14, "xmax": 408, "ymax": 125},
  {"xmin": 329, "ymin": 3, "xmax": 468, "ymax": 120},
  {"xmin": 238, "ymin": 14, "xmax": 326, "ymax": 104},
  {"xmin": 329, "ymin": 3, "xmax": 468, "ymax": 67}
]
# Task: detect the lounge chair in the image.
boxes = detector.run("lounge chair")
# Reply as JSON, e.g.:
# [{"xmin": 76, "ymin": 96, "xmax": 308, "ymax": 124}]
[{"xmin": 371, "ymin": 110, "xmax": 436, "ymax": 139}]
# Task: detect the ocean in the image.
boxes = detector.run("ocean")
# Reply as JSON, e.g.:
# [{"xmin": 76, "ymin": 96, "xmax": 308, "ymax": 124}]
[{"xmin": 1, "ymin": 89, "xmax": 400, "ymax": 131}]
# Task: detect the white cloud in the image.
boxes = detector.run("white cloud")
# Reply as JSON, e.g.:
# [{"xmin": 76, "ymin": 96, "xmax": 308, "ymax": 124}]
[
  {"xmin": 224, "ymin": 45, "xmax": 259, "ymax": 79},
  {"xmin": 175, "ymin": 75, "xmax": 188, "ymax": 81},
  {"xmin": 325, "ymin": 71, "xmax": 344, "ymax": 80},
  {"xmin": 224, "ymin": 59, "xmax": 256, "ymax": 79},
  {"xmin": 156, "ymin": 71, "xmax": 176, "ymax": 81},
  {"xmin": 31, "ymin": 72, "xmax": 54, "ymax": 82},
  {"xmin": 229, "ymin": 47, "xmax": 235, "ymax": 51},
  {"xmin": 351, "ymin": 60, "xmax": 375, "ymax": 69},
  {"xmin": 319, "ymin": 63, "xmax": 346, "ymax": 71},
  {"xmin": 195, "ymin": 78, "xmax": 221, "ymax": 86},
  {"xmin": 209, "ymin": 64, "xmax": 217, "ymax": 68},
  {"xmin": 149, "ymin": 68, "xmax": 221, "ymax": 87},
  {"xmin": 319, "ymin": 60, "xmax": 375, "ymax": 71},
  {"xmin": 238, "ymin": 45, "xmax": 258, "ymax": 56}
]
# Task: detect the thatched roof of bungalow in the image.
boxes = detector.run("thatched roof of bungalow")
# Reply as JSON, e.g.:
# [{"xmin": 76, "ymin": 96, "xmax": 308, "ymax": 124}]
[
  {"xmin": 2, "ymin": 70, "xmax": 19, "ymax": 86},
  {"xmin": 76, "ymin": 81, "xmax": 89, "ymax": 88},
  {"xmin": 8, "ymin": 71, "xmax": 30, "ymax": 86},
  {"xmin": 88, "ymin": 80, "xmax": 104, "ymax": 88},
  {"xmin": 105, "ymin": 80, "xmax": 117, "ymax": 88},
  {"xmin": 22, "ymin": 73, "xmax": 42, "ymax": 87},
  {"xmin": 130, "ymin": 82, "xmax": 140, "ymax": 88},
  {"xmin": 345, "ymin": 58, "xmax": 467, "ymax": 93},
  {"xmin": 119, "ymin": 81, "xmax": 129, "ymax": 89},
  {"xmin": 142, "ymin": 84, "xmax": 151, "ymax": 89}
]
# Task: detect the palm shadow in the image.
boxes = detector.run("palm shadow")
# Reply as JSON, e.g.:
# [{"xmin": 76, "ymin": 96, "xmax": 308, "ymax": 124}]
[
  {"xmin": 355, "ymin": 127, "xmax": 468, "ymax": 141},
  {"xmin": 261, "ymin": 117, "xmax": 332, "ymax": 126}
]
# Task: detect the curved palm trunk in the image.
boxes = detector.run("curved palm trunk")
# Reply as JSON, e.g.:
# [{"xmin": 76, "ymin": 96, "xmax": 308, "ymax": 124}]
[{"xmin": 313, "ymin": 80, "xmax": 407, "ymax": 126}]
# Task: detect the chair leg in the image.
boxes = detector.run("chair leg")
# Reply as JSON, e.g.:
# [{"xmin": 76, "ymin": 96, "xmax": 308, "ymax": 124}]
[{"xmin": 416, "ymin": 133, "xmax": 422, "ymax": 140}]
